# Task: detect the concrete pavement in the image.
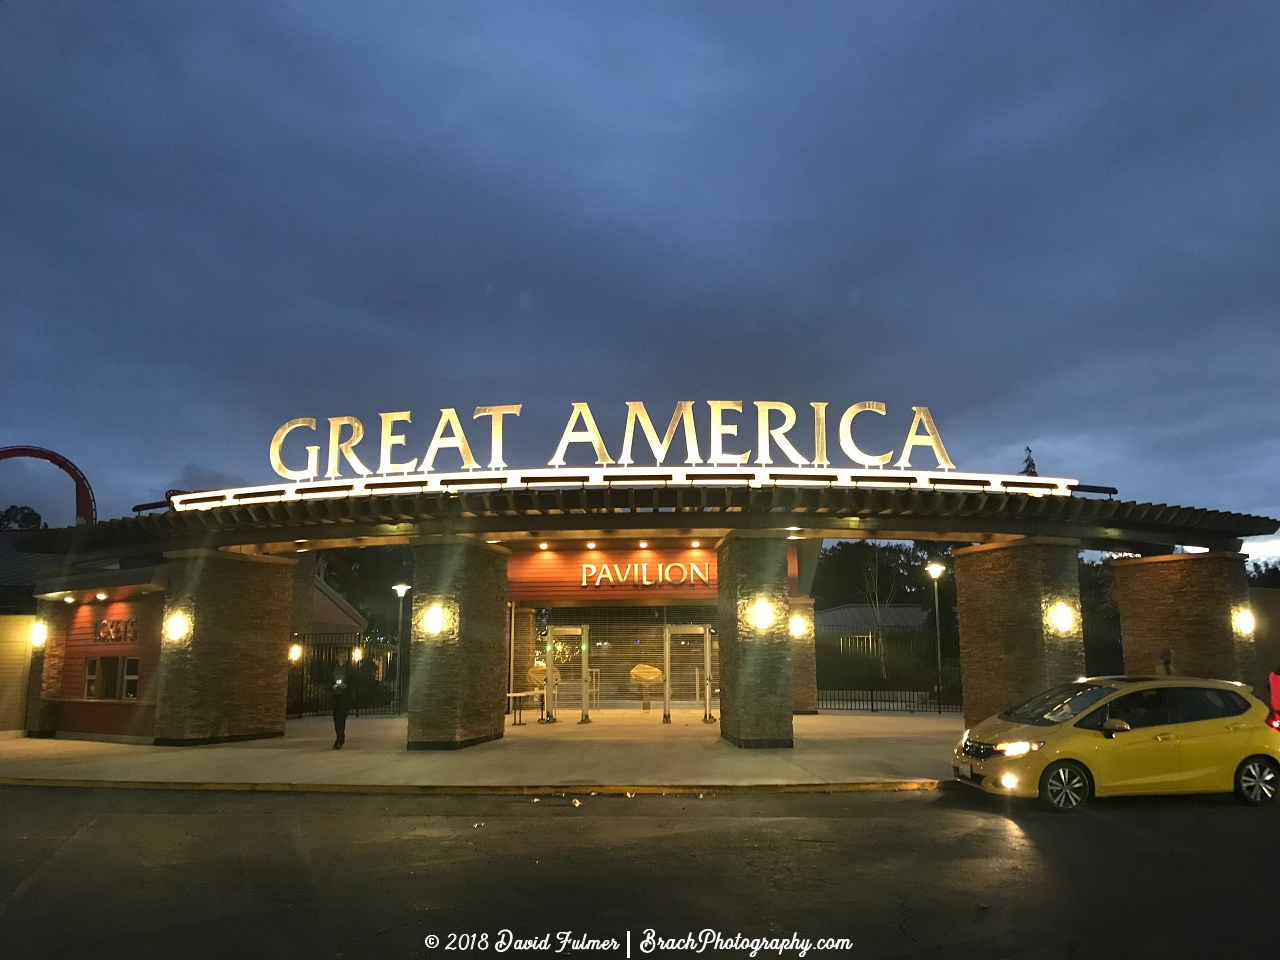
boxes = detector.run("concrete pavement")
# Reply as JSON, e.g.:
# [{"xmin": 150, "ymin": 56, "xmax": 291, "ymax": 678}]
[{"xmin": 0, "ymin": 709, "xmax": 963, "ymax": 790}]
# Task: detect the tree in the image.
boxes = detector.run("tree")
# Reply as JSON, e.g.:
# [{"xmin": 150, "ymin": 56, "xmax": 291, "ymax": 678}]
[
  {"xmin": 1249, "ymin": 561, "xmax": 1280, "ymax": 588},
  {"xmin": 0, "ymin": 505, "xmax": 43, "ymax": 530},
  {"xmin": 1019, "ymin": 447, "xmax": 1038, "ymax": 477}
]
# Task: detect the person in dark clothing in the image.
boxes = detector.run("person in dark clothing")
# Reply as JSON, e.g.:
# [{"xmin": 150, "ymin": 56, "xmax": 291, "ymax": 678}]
[{"xmin": 332, "ymin": 650, "xmax": 350, "ymax": 749}]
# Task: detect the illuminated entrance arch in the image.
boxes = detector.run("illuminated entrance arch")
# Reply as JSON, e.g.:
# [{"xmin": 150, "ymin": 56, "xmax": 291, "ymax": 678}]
[{"xmin": 0, "ymin": 446, "xmax": 97, "ymax": 525}]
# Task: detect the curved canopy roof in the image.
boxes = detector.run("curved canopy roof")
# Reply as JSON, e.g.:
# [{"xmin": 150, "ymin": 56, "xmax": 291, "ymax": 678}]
[{"xmin": 17, "ymin": 483, "xmax": 1277, "ymax": 562}]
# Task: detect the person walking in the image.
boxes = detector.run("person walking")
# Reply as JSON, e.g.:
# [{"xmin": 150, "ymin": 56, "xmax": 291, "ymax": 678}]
[
  {"xmin": 332, "ymin": 650, "xmax": 350, "ymax": 749},
  {"xmin": 1156, "ymin": 648, "xmax": 1176, "ymax": 676},
  {"xmin": 1269, "ymin": 664, "xmax": 1280, "ymax": 711}
]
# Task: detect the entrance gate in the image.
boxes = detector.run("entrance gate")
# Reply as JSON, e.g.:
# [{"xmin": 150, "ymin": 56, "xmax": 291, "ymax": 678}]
[{"xmin": 662, "ymin": 624, "xmax": 715, "ymax": 723}]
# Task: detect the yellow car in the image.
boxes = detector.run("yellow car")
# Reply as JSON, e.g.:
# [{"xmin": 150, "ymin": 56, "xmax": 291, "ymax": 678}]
[{"xmin": 953, "ymin": 676, "xmax": 1280, "ymax": 811}]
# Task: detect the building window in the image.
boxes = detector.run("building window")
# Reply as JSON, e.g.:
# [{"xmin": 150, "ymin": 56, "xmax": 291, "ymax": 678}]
[
  {"xmin": 123, "ymin": 658, "xmax": 140, "ymax": 700},
  {"xmin": 84, "ymin": 658, "xmax": 97, "ymax": 699},
  {"xmin": 99, "ymin": 657, "xmax": 121, "ymax": 700}
]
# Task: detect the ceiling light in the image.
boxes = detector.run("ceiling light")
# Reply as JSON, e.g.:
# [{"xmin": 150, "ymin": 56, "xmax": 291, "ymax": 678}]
[
  {"xmin": 639, "ymin": 541, "xmax": 648, "ymax": 549},
  {"xmin": 95, "ymin": 592, "xmax": 107, "ymax": 601},
  {"xmin": 63, "ymin": 596, "xmax": 74, "ymax": 604},
  {"xmin": 691, "ymin": 540, "xmax": 700, "ymax": 548},
  {"xmin": 539, "ymin": 542, "xmax": 548, "ymax": 550},
  {"xmin": 586, "ymin": 541, "xmax": 596, "ymax": 549}
]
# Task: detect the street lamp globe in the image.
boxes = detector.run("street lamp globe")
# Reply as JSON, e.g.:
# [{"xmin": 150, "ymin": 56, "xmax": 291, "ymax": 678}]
[
  {"xmin": 926, "ymin": 563, "xmax": 946, "ymax": 580},
  {"xmin": 392, "ymin": 583, "xmax": 410, "ymax": 598}
]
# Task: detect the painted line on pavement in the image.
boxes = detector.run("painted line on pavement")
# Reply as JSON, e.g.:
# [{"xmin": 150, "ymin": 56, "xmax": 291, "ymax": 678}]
[{"xmin": 0, "ymin": 776, "xmax": 939, "ymax": 796}]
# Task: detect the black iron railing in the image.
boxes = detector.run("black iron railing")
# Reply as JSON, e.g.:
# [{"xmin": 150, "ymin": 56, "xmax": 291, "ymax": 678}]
[
  {"xmin": 286, "ymin": 633, "xmax": 402, "ymax": 718},
  {"xmin": 816, "ymin": 631, "xmax": 962, "ymax": 713}
]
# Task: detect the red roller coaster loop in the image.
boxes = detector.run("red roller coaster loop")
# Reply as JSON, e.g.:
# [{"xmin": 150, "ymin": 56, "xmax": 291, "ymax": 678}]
[{"xmin": 0, "ymin": 446, "xmax": 97, "ymax": 525}]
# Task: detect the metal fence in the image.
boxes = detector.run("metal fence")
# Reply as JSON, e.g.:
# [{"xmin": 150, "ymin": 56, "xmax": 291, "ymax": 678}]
[
  {"xmin": 816, "ymin": 631, "xmax": 962, "ymax": 713},
  {"xmin": 286, "ymin": 633, "xmax": 402, "ymax": 718}
]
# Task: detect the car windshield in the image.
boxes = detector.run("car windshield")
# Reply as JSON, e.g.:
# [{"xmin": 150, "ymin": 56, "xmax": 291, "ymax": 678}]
[{"xmin": 1000, "ymin": 683, "xmax": 1115, "ymax": 727}]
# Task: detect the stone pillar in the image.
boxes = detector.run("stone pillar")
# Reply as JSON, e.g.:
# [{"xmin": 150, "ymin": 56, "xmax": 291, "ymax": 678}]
[
  {"xmin": 289, "ymin": 550, "xmax": 317, "ymax": 637},
  {"xmin": 954, "ymin": 538, "xmax": 1085, "ymax": 728},
  {"xmin": 789, "ymin": 597, "xmax": 818, "ymax": 714},
  {"xmin": 1112, "ymin": 552, "xmax": 1260, "ymax": 693},
  {"xmin": 26, "ymin": 599, "xmax": 68, "ymax": 737},
  {"xmin": 153, "ymin": 550, "xmax": 295, "ymax": 746},
  {"xmin": 717, "ymin": 534, "xmax": 793, "ymax": 748},
  {"xmin": 407, "ymin": 538, "xmax": 508, "ymax": 750},
  {"xmin": 512, "ymin": 607, "xmax": 538, "ymax": 694}
]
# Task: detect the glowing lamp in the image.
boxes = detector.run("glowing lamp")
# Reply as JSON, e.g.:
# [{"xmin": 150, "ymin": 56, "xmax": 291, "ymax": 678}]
[
  {"xmin": 392, "ymin": 584, "xmax": 410, "ymax": 598},
  {"xmin": 639, "ymin": 541, "xmax": 648, "ymax": 549},
  {"xmin": 424, "ymin": 603, "xmax": 444, "ymax": 636},
  {"xmin": 789, "ymin": 613, "xmax": 806, "ymax": 638},
  {"xmin": 539, "ymin": 542, "xmax": 548, "ymax": 550},
  {"xmin": 926, "ymin": 563, "xmax": 946, "ymax": 580},
  {"xmin": 95, "ymin": 592, "xmax": 108, "ymax": 601},
  {"xmin": 752, "ymin": 597, "xmax": 775, "ymax": 631},
  {"xmin": 351, "ymin": 647, "xmax": 363, "ymax": 663},
  {"xmin": 29, "ymin": 621, "xmax": 47, "ymax": 648},
  {"xmin": 1233, "ymin": 608, "xmax": 1255, "ymax": 636},
  {"xmin": 586, "ymin": 542, "xmax": 596, "ymax": 549},
  {"xmin": 288, "ymin": 643, "xmax": 303, "ymax": 662},
  {"xmin": 1047, "ymin": 601, "xmax": 1076, "ymax": 635},
  {"xmin": 691, "ymin": 540, "xmax": 700, "ymax": 548},
  {"xmin": 165, "ymin": 612, "xmax": 192, "ymax": 642},
  {"xmin": 63, "ymin": 596, "xmax": 74, "ymax": 604}
]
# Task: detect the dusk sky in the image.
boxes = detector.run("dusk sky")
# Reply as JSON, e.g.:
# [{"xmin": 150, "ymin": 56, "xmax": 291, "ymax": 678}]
[{"xmin": 2, "ymin": 2, "xmax": 1278, "ymax": 555}]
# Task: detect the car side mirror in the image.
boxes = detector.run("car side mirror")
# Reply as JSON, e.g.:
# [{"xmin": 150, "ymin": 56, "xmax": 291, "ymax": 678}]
[{"xmin": 1102, "ymin": 718, "xmax": 1131, "ymax": 738}]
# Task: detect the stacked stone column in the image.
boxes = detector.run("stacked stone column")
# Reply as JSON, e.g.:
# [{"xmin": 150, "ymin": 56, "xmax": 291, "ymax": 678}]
[
  {"xmin": 954, "ymin": 538, "xmax": 1085, "ymax": 727},
  {"xmin": 153, "ymin": 550, "xmax": 295, "ymax": 745},
  {"xmin": 788, "ymin": 596, "xmax": 818, "ymax": 714},
  {"xmin": 25, "ymin": 598, "xmax": 68, "ymax": 737},
  {"xmin": 1111, "ymin": 552, "xmax": 1260, "ymax": 693},
  {"xmin": 717, "ymin": 534, "xmax": 793, "ymax": 748},
  {"xmin": 407, "ymin": 538, "xmax": 508, "ymax": 750}
]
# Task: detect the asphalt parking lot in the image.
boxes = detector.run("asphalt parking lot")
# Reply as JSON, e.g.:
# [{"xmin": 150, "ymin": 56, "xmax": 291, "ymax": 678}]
[{"xmin": 0, "ymin": 784, "xmax": 1275, "ymax": 959}]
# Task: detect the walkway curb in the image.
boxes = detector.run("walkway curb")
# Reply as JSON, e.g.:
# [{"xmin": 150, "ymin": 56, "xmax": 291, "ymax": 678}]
[{"xmin": 0, "ymin": 776, "xmax": 940, "ymax": 796}]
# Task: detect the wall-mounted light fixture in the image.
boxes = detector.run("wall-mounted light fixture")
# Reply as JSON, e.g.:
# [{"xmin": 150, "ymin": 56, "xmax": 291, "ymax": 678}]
[
  {"xmin": 351, "ymin": 647, "xmax": 364, "ymax": 663},
  {"xmin": 1233, "ymin": 607, "xmax": 1256, "ymax": 637},
  {"xmin": 165, "ymin": 611, "xmax": 192, "ymax": 643},
  {"xmin": 752, "ymin": 597, "xmax": 775, "ymax": 631},
  {"xmin": 1044, "ymin": 601, "xmax": 1077, "ymax": 637},
  {"xmin": 420, "ymin": 598, "xmax": 459, "ymax": 640},
  {"xmin": 539, "ymin": 542, "xmax": 549, "ymax": 550},
  {"xmin": 29, "ymin": 621, "xmax": 47, "ymax": 648},
  {"xmin": 95, "ymin": 592, "xmax": 107, "ymax": 601},
  {"xmin": 789, "ymin": 613, "xmax": 806, "ymax": 638},
  {"xmin": 586, "ymin": 541, "xmax": 596, "ymax": 550},
  {"xmin": 62, "ymin": 596, "xmax": 74, "ymax": 604},
  {"xmin": 288, "ymin": 643, "xmax": 303, "ymax": 662}
]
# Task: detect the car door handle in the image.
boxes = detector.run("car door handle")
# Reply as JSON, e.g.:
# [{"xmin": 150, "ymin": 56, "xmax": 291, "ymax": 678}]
[
  {"xmin": 1225, "ymin": 723, "xmax": 1250, "ymax": 731},
  {"xmin": 1155, "ymin": 733, "xmax": 1175, "ymax": 741}
]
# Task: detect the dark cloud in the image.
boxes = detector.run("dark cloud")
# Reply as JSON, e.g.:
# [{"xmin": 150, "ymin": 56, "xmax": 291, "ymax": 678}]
[{"xmin": 2, "ymin": 1, "xmax": 1278, "ymax": 551}]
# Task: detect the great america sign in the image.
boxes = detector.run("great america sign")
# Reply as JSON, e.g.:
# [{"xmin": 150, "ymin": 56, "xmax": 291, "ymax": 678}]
[{"xmin": 166, "ymin": 400, "xmax": 1086, "ymax": 513}]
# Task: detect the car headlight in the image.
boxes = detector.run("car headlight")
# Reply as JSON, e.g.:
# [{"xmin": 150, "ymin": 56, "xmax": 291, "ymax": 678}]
[
  {"xmin": 994, "ymin": 741, "xmax": 1044, "ymax": 758},
  {"xmin": 957, "ymin": 728, "xmax": 970, "ymax": 750}
]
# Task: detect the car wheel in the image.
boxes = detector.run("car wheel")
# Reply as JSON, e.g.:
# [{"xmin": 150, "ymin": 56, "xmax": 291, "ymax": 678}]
[
  {"xmin": 1234, "ymin": 756, "xmax": 1279, "ymax": 806},
  {"xmin": 1039, "ymin": 760, "xmax": 1091, "ymax": 813}
]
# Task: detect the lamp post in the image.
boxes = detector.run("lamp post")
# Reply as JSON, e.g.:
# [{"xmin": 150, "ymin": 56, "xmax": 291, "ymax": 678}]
[
  {"xmin": 392, "ymin": 583, "xmax": 410, "ymax": 712},
  {"xmin": 926, "ymin": 563, "xmax": 946, "ymax": 715}
]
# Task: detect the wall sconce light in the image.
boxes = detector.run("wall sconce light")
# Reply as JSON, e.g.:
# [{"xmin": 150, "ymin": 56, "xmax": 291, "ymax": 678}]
[
  {"xmin": 29, "ymin": 621, "xmax": 47, "ymax": 648},
  {"xmin": 789, "ymin": 613, "xmax": 806, "ymax": 639},
  {"xmin": 1045, "ymin": 601, "xmax": 1076, "ymax": 636},
  {"xmin": 288, "ymin": 643, "xmax": 303, "ymax": 662},
  {"xmin": 351, "ymin": 647, "xmax": 363, "ymax": 663},
  {"xmin": 165, "ymin": 611, "xmax": 192, "ymax": 643},
  {"xmin": 420, "ymin": 598, "xmax": 459, "ymax": 640},
  {"xmin": 752, "ymin": 597, "xmax": 775, "ymax": 631},
  {"xmin": 95, "ymin": 592, "xmax": 108, "ymax": 601},
  {"xmin": 1233, "ymin": 607, "xmax": 1255, "ymax": 637},
  {"xmin": 63, "ymin": 596, "xmax": 74, "ymax": 604}
]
